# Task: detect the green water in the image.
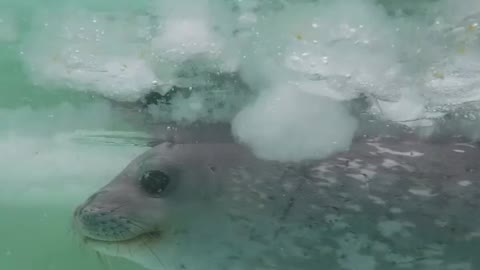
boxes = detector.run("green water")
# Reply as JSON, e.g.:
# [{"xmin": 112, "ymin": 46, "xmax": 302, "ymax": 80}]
[
  {"xmin": 0, "ymin": 206, "xmax": 143, "ymax": 270},
  {"xmin": 0, "ymin": 1, "xmax": 150, "ymax": 269},
  {"xmin": 0, "ymin": 106, "xmax": 147, "ymax": 269}
]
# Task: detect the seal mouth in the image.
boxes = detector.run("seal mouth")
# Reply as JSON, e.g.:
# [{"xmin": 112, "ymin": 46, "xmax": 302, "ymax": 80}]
[
  {"xmin": 83, "ymin": 231, "xmax": 163, "ymax": 246},
  {"xmin": 73, "ymin": 204, "xmax": 164, "ymax": 245}
]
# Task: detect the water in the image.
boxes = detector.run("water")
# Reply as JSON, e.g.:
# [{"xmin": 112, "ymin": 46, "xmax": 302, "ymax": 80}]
[{"xmin": 1, "ymin": 0, "xmax": 480, "ymax": 269}]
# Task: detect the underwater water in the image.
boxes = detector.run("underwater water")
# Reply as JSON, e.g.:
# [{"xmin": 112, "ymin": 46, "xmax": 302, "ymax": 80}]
[{"xmin": 2, "ymin": 0, "xmax": 480, "ymax": 269}]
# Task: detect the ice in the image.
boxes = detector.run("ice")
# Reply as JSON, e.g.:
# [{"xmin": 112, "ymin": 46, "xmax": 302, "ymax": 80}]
[
  {"xmin": 373, "ymin": 94, "xmax": 426, "ymax": 123},
  {"xmin": 232, "ymin": 84, "xmax": 357, "ymax": 162},
  {"xmin": 152, "ymin": 19, "xmax": 223, "ymax": 62},
  {"xmin": 22, "ymin": 9, "xmax": 159, "ymax": 102},
  {"xmin": 17, "ymin": 0, "xmax": 480, "ymax": 161},
  {"xmin": 277, "ymin": 0, "xmax": 400, "ymax": 100}
]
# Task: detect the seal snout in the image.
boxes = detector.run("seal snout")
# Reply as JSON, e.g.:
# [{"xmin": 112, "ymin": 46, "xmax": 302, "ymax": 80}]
[{"xmin": 75, "ymin": 203, "xmax": 143, "ymax": 242}]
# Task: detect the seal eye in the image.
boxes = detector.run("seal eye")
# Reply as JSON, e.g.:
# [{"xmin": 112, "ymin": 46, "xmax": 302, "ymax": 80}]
[{"xmin": 140, "ymin": 170, "xmax": 170, "ymax": 196}]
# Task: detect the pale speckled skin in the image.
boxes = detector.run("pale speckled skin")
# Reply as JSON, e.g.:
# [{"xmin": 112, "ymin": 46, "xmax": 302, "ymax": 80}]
[{"xmin": 74, "ymin": 135, "xmax": 480, "ymax": 270}]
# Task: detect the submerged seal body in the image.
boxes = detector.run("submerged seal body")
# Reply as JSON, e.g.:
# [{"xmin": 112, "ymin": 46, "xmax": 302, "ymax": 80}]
[{"xmin": 74, "ymin": 136, "xmax": 480, "ymax": 270}]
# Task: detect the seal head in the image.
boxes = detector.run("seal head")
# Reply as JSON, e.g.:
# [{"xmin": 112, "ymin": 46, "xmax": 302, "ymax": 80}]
[{"xmin": 74, "ymin": 143, "xmax": 224, "ymax": 244}]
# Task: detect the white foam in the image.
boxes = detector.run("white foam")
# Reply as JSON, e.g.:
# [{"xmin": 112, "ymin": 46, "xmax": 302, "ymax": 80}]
[
  {"xmin": 382, "ymin": 158, "xmax": 414, "ymax": 171},
  {"xmin": 382, "ymin": 159, "xmax": 400, "ymax": 168},
  {"xmin": 152, "ymin": 18, "xmax": 223, "ymax": 63},
  {"xmin": 17, "ymin": 0, "xmax": 480, "ymax": 153},
  {"xmin": 149, "ymin": 0, "xmax": 240, "ymax": 77},
  {"xmin": 455, "ymin": 143, "xmax": 476, "ymax": 148},
  {"xmin": 373, "ymin": 94, "xmax": 426, "ymax": 123},
  {"xmin": 409, "ymin": 188, "xmax": 437, "ymax": 197},
  {"xmin": 368, "ymin": 143, "xmax": 424, "ymax": 157},
  {"xmin": 23, "ymin": 9, "xmax": 159, "ymax": 102},
  {"xmin": 368, "ymin": 195, "xmax": 386, "ymax": 205},
  {"xmin": 458, "ymin": 180, "xmax": 472, "ymax": 187},
  {"xmin": 232, "ymin": 85, "xmax": 357, "ymax": 162},
  {"xmin": 41, "ymin": 56, "xmax": 157, "ymax": 101},
  {"xmin": 278, "ymin": 1, "xmax": 399, "ymax": 101}
]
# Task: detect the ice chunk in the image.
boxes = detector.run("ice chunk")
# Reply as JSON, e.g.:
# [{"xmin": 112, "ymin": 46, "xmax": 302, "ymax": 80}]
[
  {"xmin": 232, "ymin": 84, "xmax": 357, "ymax": 162},
  {"xmin": 22, "ymin": 9, "xmax": 159, "ymax": 102}
]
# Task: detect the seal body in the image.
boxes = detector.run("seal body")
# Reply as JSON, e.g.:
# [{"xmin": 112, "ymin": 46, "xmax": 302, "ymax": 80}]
[{"xmin": 74, "ymin": 136, "xmax": 480, "ymax": 270}]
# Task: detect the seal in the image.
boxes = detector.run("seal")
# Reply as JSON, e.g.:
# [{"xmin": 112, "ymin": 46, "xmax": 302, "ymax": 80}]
[{"xmin": 73, "ymin": 136, "xmax": 480, "ymax": 270}]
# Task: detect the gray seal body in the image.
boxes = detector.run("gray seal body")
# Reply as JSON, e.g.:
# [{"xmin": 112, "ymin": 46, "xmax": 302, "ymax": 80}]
[{"xmin": 74, "ymin": 136, "xmax": 480, "ymax": 270}]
